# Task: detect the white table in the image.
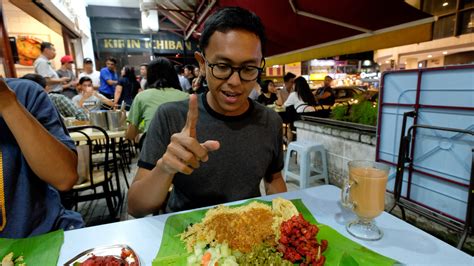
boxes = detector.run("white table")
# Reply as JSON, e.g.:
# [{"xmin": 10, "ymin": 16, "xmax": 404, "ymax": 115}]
[{"xmin": 58, "ymin": 185, "xmax": 473, "ymax": 265}]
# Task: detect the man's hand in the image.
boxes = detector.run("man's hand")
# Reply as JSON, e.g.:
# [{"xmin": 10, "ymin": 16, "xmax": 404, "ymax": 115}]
[
  {"xmin": 83, "ymin": 89, "xmax": 94, "ymax": 99},
  {"xmin": 60, "ymin": 77, "xmax": 70, "ymax": 83},
  {"xmin": 0, "ymin": 79, "xmax": 18, "ymax": 115},
  {"xmin": 157, "ymin": 94, "xmax": 220, "ymax": 175}
]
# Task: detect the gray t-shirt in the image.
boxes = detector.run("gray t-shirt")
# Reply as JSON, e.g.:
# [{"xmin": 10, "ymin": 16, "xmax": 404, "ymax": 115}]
[
  {"xmin": 34, "ymin": 55, "xmax": 62, "ymax": 92},
  {"xmin": 72, "ymin": 94, "xmax": 104, "ymax": 111},
  {"xmin": 57, "ymin": 69, "xmax": 75, "ymax": 90},
  {"xmin": 138, "ymin": 93, "xmax": 284, "ymax": 213}
]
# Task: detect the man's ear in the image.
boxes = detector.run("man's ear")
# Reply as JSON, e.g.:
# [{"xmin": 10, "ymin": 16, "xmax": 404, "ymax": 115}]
[{"xmin": 194, "ymin": 51, "xmax": 206, "ymax": 77}]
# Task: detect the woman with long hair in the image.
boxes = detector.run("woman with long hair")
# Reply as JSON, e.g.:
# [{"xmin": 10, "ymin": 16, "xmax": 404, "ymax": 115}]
[
  {"xmin": 126, "ymin": 57, "xmax": 189, "ymax": 143},
  {"xmin": 283, "ymin": 76, "xmax": 317, "ymax": 113},
  {"xmin": 114, "ymin": 65, "xmax": 140, "ymax": 109}
]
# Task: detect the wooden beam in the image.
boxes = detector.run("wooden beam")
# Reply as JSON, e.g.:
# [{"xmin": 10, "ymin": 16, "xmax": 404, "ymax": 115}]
[{"xmin": 0, "ymin": 0, "xmax": 17, "ymax": 77}]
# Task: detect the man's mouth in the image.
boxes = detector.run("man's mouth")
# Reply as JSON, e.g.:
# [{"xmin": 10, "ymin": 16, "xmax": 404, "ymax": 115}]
[{"xmin": 221, "ymin": 91, "xmax": 241, "ymax": 103}]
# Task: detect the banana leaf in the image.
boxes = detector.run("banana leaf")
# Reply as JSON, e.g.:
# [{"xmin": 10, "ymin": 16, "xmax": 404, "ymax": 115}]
[
  {"xmin": 154, "ymin": 199, "xmax": 397, "ymax": 266},
  {"xmin": 0, "ymin": 230, "xmax": 64, "ymax": 265}
]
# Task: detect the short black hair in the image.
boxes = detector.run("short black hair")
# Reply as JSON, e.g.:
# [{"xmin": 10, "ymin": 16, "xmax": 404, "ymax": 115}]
[
  {"xmin": 106, "ymin": 56, "xmax": 117, "ymax": 64},
  {"xmin": 21, "ymin": 73, "xmax": 47, "ymax": 88},
  {"xmin": 140, "ymin": 63, "xmax": 148, "ymax": 67},
  {"xmin": 40, "ymin": 42, "xmax": 54, "ymax": 52},
  {"xmin": 261, "ymin": 80, "xmax": 274, "ymax": 93},
  {"xmin": 79, "ymin": 76, "xmax": 92, "ymax": 85},
  {"xmin": 199, "ymin": 7, "xmax": 266, "ymax": 56},
  {"xmin": 184, "ymin": 65, "xmax": 194, "ymax": 72},
  {"xmin": 284, "ymin": 72, "xmax": 296, "ymax": 82},
  {"xmin": 174, "ymin": 65, "xmax": 183, "ymax": 74}
]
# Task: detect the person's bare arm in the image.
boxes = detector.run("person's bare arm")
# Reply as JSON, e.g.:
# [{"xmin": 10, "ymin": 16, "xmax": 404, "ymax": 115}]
[
  {"xmin": 316, "ymin": 91, "xmax": 331, "ymax": 100},
  {"xmin": 114, "ymin": 85, "xmax": 123, "ymax": 106},
  {"xmin": 0, "ymin": 80, "xmax": 78, "ymax": 191},
  {"xmin": 97, "ymin": 92, "xmax": 114, "ymax": 107},
  {"xmin": 46, "ymin": 76, "xmax": 69, "ymax": 86},
  {"xmin": 125, "ymin": 123, "xmax": 139, "ymax": 141},
  {"xmin": 264, "ymin": 172, "xmax": 287, "ymax": 195},
  {"xmin": 275, "ymin": 90, "xmax": 284, "ymax": 106},
  {"xmin": 127, "ymin": 94, "xmax": 220, "ymax": 217},
  {"xmin": 106, "ymin": 79, "xmax": 118, "ymax": 86}
]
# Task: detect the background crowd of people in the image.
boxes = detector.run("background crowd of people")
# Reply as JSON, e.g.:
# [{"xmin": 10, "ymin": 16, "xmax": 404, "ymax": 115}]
[{"xmin": 0, "ymin": 6, "xmax": 336, "ymax": 239}]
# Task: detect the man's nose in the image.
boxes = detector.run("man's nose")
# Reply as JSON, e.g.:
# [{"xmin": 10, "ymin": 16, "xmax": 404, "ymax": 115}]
[{"xmin": 227, "ymin": 71, "xmax": 241, "ymax": 86}]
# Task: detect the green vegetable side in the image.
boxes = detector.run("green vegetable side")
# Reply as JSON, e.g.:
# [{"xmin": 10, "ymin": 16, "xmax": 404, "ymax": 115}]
[{"xmin": 154, "ymin": 199, "xmax": 397, "ymax": 265}]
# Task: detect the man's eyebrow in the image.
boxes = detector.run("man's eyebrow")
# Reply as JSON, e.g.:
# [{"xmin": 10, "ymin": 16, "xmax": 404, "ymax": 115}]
[{"xmin": 212, "ymin": 55, "xmax": 260, "ymax": 66}]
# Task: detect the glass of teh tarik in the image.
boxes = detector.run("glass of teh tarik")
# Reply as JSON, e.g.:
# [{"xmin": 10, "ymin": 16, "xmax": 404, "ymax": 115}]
[{"xmin": 341, "ymin": 160, "xmax": 389, "ymax": 241}]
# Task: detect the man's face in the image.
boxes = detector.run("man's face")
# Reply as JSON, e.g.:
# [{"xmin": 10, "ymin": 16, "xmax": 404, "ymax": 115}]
[
  {"xmin": 183, "ymin": 68, "xmax": 192, "ymax": 78},
  {"xmin": 196, "ymin": 29, "xmax": 262, "ymax": 116},
  {"xmin": 284, "ymin": 78, "xmax": 295, "ymax": 92},
  {"xmin": 44, "ymin": 46, "xmax": 56, "ymax": 60},
  {"xmin": 81, "ymin": 81, "xmax": 93, "ymax": 93},
  {"xmin": 193, "ymin": 67, "xmax": 200, "ymax": 77},
  {"xmin": 324, "ymin": 77, "xmax": 333, "ymax": 87},
  {"xmin": 65, "ymin": 61, "xmax": 74, "ymax": 70},
  {"xmin": 84, "ymin": 63, "xmax": 93, "ymax": 72},
  {"xmin": 140, "ymin": 66, "xmax": 147, "ymax": 77},
  {"xmin": 106, "ymin": 60, "xmax": 116, "ymax": 71}
]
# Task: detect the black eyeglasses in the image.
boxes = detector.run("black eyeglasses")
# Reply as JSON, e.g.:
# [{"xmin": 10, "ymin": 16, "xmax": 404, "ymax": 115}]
[{"xmin": 204, "ymin": 57, "xmax": 265, "ymax": 82}]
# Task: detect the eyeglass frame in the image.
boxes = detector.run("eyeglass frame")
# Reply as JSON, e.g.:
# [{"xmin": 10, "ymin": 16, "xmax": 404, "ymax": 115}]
[{"xmin": 202, "ymin": 54, "xmax": 266, "ymax": 82}]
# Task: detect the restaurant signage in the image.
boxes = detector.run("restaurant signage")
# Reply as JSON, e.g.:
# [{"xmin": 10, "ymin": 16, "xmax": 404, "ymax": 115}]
[
  {"xmin": 266, "ymin": 65, "xmax": 283, "ymax": 77},
  {"xmin": 284, "ymin": 62, "xmax": 301, "ymax": 76},
  {"xmin": 97, "ymin": 36, "xmax": 197, "ymax": 54},
  {"xmin": 360, "ymin": 72, "xmax": 381, "ymax": 79},
  {"xmin": 310, "ymin": 59, "xmax": 335, "ymax": 67}
]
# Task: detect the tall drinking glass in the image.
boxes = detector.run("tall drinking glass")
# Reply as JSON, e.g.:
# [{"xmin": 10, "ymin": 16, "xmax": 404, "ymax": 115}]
[{"xmin": 341, "ymin": 160, "xmax": 389, "ymax": 240}]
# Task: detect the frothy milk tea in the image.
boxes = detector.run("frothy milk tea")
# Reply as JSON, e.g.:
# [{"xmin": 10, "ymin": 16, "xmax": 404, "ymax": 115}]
[{"xmin": 349, "ymin": 167, "xmax": 388, "ymax": 220}]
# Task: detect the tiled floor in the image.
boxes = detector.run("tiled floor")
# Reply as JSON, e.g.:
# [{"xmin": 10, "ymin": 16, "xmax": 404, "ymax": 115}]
[{"xmin": 77, "ymin": 151, "xmax": 327, "ymax": 226}]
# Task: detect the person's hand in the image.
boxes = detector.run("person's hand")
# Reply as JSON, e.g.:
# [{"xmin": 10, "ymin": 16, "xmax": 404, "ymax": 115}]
[
  {"xmin": 60, "ymin": 77, "xmax": 70, "ymax": 83},
  {"xmin": 158, "ymin": 94, "xmax": 220, "ymax": 175},
  {"xmin": 0, "ymin": 79, "xmax": 18, "ymax": 115},
  {"xmin": 83, "ymin": 89, "xmax": 94, "ymax": 99}
]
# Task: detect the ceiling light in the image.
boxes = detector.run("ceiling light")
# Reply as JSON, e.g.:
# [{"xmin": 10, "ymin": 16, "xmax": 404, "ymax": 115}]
[
  {"xmin": 385, "ymin": 60, "xmax": 390, "ymax": 64},
  {"xmin": 427, "ymin": 54, "xmax": 433, "ymax": 58},
  {"xmin": 443, "ymin": 51, "xmax": 448, "ymax": 55},
  {"xmin": 442, "ymin": 2, "xmax": 448, "ymax": 6}
]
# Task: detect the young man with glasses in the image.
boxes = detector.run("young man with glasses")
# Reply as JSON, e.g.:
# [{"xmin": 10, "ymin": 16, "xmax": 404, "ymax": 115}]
[{"xmin": 128, "ymin": 7, "xmax": 287, "ymax": 216}]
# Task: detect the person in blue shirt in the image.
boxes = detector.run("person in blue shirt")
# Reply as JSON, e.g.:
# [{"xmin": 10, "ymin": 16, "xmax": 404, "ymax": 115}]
[
  {"xmin": 0, "ymin": 78, "xmax": 84, "ymax": 238},
  {"xmin": 99, "ymin": 57, "xmax": 119, "ymax": 100}
]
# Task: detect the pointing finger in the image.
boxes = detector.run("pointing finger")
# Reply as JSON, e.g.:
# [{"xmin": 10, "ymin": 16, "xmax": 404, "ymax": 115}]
[{"xmin": 182, "ymin": 94, "xmax": 198, "ymax": 138}]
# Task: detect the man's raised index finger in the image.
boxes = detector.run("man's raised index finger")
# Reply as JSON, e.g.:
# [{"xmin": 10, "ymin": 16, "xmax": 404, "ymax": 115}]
[{"xmin": 183, "ymin": 94, "xmax": 198, "ymax": 138}]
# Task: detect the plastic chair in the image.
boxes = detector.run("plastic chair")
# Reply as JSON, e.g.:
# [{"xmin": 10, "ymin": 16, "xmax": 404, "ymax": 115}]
[{"xmin": 283, "ymin": 141, "xmax": 329, "ymax": 189}]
